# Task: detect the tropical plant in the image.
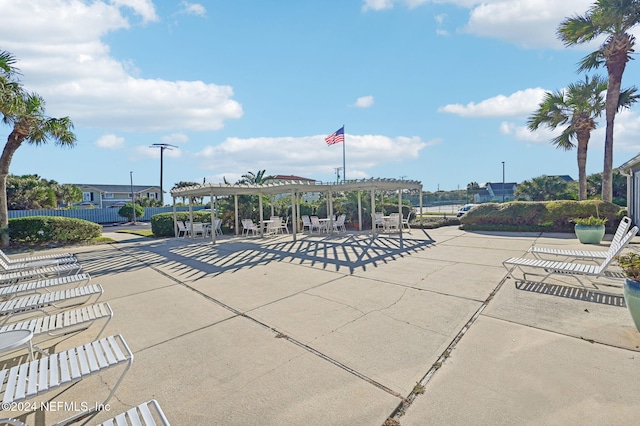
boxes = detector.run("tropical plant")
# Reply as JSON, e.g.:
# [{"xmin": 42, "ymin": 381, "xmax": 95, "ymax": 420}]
[
  {"xmin": 573, "ymin": 216, "xmax": 608, "ymax": 226},
  {"xmin": 617, "ymin": 252, "xmax": 640, "ymax": 280},
  {"xmin": 515, "ymin": 176, "xmax": 574, "ymax": 201},
  {"xmin": 558, "ymin": 0, "xmax": 640, "ymax": 202},
  {"xmin": 527, "ymin": 75, "xmax": 608, "ymax": 200},
  {"xmin": 0, "ymin": 51, "xmax": 76, "ymax": 246},
  {"xmin": 238, "ymin": 170, "xmax": 274, "ymax": 185}
]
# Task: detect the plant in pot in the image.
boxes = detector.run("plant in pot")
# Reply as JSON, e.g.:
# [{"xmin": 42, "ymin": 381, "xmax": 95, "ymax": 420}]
[
  {"xmin": 573, "ymin": 216, "xmax": 607, "ymax": 244},
  {"xmin": 616, "ymin": 252, "xmax": 640, "ymax": 332}
]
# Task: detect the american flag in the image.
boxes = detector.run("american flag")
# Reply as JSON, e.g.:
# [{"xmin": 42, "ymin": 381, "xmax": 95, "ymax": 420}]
[{"xmin": 325, "ymin": 126, "xmax": 344, "ymax": 145}]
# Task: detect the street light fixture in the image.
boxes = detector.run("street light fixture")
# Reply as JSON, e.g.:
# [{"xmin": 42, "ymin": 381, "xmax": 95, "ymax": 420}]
[{"xmin": 150, "ymin": 143, "xmax": 178, "ymax": 205}]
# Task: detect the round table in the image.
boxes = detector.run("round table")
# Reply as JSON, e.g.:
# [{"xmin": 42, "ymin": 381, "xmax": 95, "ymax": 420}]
[{"xmin": 0, "ymin": 329, "xmax": 34, "ymax": 360}]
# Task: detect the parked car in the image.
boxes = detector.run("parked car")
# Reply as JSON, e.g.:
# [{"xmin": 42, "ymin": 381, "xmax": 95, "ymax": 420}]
[
  {"xmin": 109, "ymin": 201, "xmax": 129, "ymax": 208},
  {"xmin": 457, "ymin": 204, "xmax": 478, "ymax": 217}
]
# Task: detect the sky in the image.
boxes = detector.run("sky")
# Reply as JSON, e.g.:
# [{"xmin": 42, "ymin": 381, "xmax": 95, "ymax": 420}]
[{"xmin": 2, "ymin": 0, "xmax": 640, "ymax": 195}]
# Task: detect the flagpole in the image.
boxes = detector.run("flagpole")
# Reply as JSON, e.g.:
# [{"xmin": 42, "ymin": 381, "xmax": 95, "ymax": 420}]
[{"xmin": 342, "ymin": 124, "xmax": 346, "ymax": 183}]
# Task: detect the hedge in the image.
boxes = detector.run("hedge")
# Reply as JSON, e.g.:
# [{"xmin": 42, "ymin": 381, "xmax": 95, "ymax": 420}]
[
  {"xmin": 151, "ymin": 211, "xmax": 212, "ymax": 237},
  {"xmin": 460, "ymin": 200, "xmax": 624, "ymax": 232},
  {"xmin": 9, "ymin": 216, "xmax": 102, "ymax": 243}
]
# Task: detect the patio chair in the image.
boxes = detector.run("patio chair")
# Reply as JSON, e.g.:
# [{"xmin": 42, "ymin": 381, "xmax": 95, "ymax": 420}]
[
  {"xmin": 176, "ymin": 221, "xmax": 188, "ymax": 238},
  {"xmin": 402, "ymin": 211, "xmax": 411, "ymax": 231},
  {"xmin": 0, "ymin": 334, "xmax": 133, "ymax": 426},
  {"xmin": 280, "ymin": 217, "xmax": 290, "ymax": 234},
  {"xmin": 373, "ymin": 212, "xmax": 385, "ymax": 230},
  {"xmin": 385, "ymin": 213, "xmax": 401, "ymax": 232},
  {"xmin": 310, "ymin": 216, "xmax": 325, "ymax": 233},
  {"xmin": 213, "ymin": 218, "xmax": 223, "ymax": 236},
  {"xmin": 0, "ymin": 263, "xmax": 82, "ymax": 286},
  {"xmin": 0, "ymin": 249, "xmax": 76, "ymax": 266},
  {"xmin": 0, "ymin": 256, "xmax": 80, "ymax": 273},
  {"xmin": 265, "ymin": 218, "xmax": 280, "ymax": 236},
  {"xmin": 191, "ymin": 222, "xmax": 206, "ymax": 238},
  {"xmin": 333, "ymin": 214, "xmax": 346, "ymax": 233},
  {"xmin": 241, "ymin": 219, "xmax": 259, "ymax": 236},
  {"xmin": 0, "ymin": 273, "xmax": 91, "ymax": 299},
  {"xmin": 503, "ymin": 225, "xmax": 639, "ymax": 288},
  {"xmin": 0, "ymin": 284, "xmax": 103, "ymax": 322},
  {"xmin": 301, "ymin": 215, "xmax": 312, "ymax": 232},
  {"xmin": 528, "ymin": 216, "xmax": 633, "ymax": 261}
]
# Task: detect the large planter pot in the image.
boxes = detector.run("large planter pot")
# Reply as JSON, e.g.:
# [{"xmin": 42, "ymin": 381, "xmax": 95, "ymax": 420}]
[
  {"xmin": 624, "ymin": 278, "xmax": 640, "ymax": 332},
  {"xmin": 574, "ymin": 224, "xmax": 605, "ymax": 244}
]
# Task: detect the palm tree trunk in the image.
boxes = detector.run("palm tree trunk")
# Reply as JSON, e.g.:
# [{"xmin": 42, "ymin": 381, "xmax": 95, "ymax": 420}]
[
  {"xmin": 0, "ymin": 130, "xmax": 25, "ymax": 246},
  {"xmin": 603, "ymin": 57, "xmax": 627, "ymax": 202},
  {"xmin": 576, "ymin": 131, "xmax": 589, "ymax": 201}
]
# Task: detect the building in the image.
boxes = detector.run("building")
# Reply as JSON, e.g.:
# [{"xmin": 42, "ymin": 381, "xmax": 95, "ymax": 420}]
[
  {"xmin": 473, "ymin": 182, "xmax": 517, "ymax": 203},
  {"xmin": 619, "ymin": 154, "xmax": 640, "ymax": 224},
  {"xmin": 271, "ymin": 175, "xmax": 321, "ymax": 203},
  {"xmin": 75, "ymin": 184, "xmax": 162, "ymax": 208}
]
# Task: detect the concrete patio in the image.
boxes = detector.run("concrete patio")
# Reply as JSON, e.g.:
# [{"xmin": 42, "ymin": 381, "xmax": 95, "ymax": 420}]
[{"xmin": 2, "ymin": 226, "xmax": 640, "ymax": 425}]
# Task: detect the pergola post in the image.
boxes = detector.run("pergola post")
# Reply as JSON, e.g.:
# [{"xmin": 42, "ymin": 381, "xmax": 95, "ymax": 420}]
[
  {"xmin": 370, "ymin": 188, "xmax": 376, "ymax": 237},
  {"xmin": 188, "ymin": 197, "xmax": 194, "ymax": 239},
  {"xmin": 234, "ymin": 195, "xmax": 239, "ymax": 235},
  {"xmin": 172, "ymin": 197, "xmax": 177, "ymax": 237},
  {"xmin": 357, "ymin": 191, "xmax": 362, "ymax": 232},
  {"xmin": 328, "ymin": 190, "xmax": 334, "ymax": 234},
  {"xmin": 398, "ymin": 188, "xmax": 403, "ymax": 248},
  {"xmin": 210, "ymin": 190, "xmax": 216, "ymax": 244},
  {"xmin": 291, "ymin": 190, "xmax": 297, "ymax": 243},
  {"xmin": 259, "ymin": 194, "xmax": 264, "ymax": 237}
]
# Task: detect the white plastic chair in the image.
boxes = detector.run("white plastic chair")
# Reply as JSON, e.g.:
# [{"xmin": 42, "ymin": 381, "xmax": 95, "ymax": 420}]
[
  {"xmin": 191, "ymin": 222, "xmax": 205, "ymax": 238},
  {"xmin": 242, "ymin": 219, "xmax": 259, "ymax": 236},
  {"xmin": 301, "ymin": 215, "xmax": 312, "ymax": 232},
  {"xmin": 333, "ymin": 214, "xmax": 346, "ymax": 233},
  {"xmin": 0, "ymin": 249, "xmax": 76, "ymax": 265},
  {"xmin": 280, "ymin": 216, "xmax": 290, "ymax": 234},
  {"xmin": 176, "ymin": 221, "xmax": 188, "ymax": 238}
]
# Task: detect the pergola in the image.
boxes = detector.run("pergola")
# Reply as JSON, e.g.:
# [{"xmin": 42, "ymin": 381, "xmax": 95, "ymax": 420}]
[{"xmin": 170, "ymin": 178, "xmax": 423, "ymax": 243}]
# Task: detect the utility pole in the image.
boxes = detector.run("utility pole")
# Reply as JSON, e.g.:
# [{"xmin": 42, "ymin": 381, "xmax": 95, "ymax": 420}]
[{"xmin": 150, "ymin": 143, "xmax": 178, "ymax": 205}]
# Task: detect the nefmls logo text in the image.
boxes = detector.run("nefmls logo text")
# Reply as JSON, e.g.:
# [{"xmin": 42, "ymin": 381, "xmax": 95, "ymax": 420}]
[{"xmin": 41, "ymin": 401, "xmax": 110, "ymax": 412}]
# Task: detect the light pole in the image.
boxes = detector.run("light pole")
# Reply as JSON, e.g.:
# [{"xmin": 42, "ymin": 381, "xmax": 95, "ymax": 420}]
[
  {"xmin": 150, "ymin": 143, "xmax": 177, "ymax": 205},
  {"xmin": 502, "ymin": 161, "xmax": 505, "ymax": 202},
  {"xmin": 130, "ymin": 171, "xmax": 136, "ymax": 224}
]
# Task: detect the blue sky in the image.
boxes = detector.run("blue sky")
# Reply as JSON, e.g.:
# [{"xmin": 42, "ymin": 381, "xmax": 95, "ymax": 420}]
[{"xmin": 2, "ymin": 0, "xmax": 640, "ymax": 195}]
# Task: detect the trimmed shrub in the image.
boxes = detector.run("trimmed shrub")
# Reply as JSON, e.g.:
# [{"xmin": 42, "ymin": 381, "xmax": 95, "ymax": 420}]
[
  {"xmin": 118, "ymin": 203, "xmax": 145, "ymax": 222},
  {"xmin": 151, "ymin": 211, "xmax": 212, "ymax": 237},
  {"xmin": 460, "ymin": 200, "xmax": 622, "ymax": 232},
  {"xmin": 9, "ymin": 216, "xmax": 102, "ymax": 243}
]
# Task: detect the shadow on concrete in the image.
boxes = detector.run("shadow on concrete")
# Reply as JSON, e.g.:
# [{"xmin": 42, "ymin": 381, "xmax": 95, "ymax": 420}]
[{"xmin": 515, "ymin": 280, "xmax": 625, "ymax": 307}]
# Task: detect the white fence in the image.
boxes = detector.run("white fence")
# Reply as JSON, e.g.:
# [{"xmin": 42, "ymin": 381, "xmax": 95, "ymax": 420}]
[{"xmin": 8, "ymin": 206, "xmax": 203, "ymax": 224}]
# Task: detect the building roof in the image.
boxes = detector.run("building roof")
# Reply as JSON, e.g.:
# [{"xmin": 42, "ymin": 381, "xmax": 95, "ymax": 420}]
[
  {"xmin": 76, "ymin": 184, "xmax": 161, "ymax": 194},
  {"xmin": 619, "ymin": 153, "xmax": 640, "ymax": 171},
  {"xmin": 272, "ymin": 175, "xmax": 315, "ymax": 182}
]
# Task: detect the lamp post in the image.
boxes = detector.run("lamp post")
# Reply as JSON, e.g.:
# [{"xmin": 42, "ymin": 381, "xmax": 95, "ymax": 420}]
[
  {"xmin": 502, "ymin": 161, "xmax": 505, "ymax": 202},
  {"xmin": 150, "ymin": 143, "xmax": 177, "ymax": 205},
  {"xmin": 130, "ymin": 171, "xmax": 136, "ymax": 224}
]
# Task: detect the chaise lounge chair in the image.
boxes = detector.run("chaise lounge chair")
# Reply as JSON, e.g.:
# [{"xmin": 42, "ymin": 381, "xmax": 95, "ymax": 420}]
[
  {"xmin": 503, "ymin": 225, "xmax": 639, "ymax": 288},
  {"xmin": 0, "ymin": 249, "xmax": 76, "ymax": 265},
  {"xmin": 0, "ymin": 263, "xmax": 82, "ymax": 286},
  {"xmin": 0, "ymin": 284, "xmax": 103, "ymax": 322},
  {"xmin": 0, "ymin": 274, "xmax": 91, "ymax": 299},
  {"xmin": 97, "ymin": 399, "xmax": 170, "ymax": 426},
  {"xmin": 528, "ymin": 216, "xmax": 633, "ymax": 261},
  {"xmin": 0, "ymin": 334, "xmax": 133, "ymax": 426}
]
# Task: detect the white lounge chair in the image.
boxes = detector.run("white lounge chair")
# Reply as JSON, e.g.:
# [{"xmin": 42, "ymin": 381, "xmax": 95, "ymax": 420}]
[
  {"xmin": 0, "ymin": 263, "xmax": 82, "ymax": 285},
  {"xmin": 0, "ymin": 256, "xmax": 79, "ymax": 272},
  {"xmin": 503, "ymin": 225, "xmax": 638, "ymax": 288},
  {"xmin": 0, "ymin": 273, "xmax": 91, "ymax": 299},
  {"xmin": 0, "ymin": 284, "xmax": 103, "ymax": 321},
  {"xmin": 0, "ymin": 249, "xmax": 76, "ymax": 265},
  {"xmin": 528, "ymin": 216, "xmax": 633, "ymax": 261},
  {"xmin": 97, "ymin": 399, "xmax": 170, "ymax": 426},
  {"xmin": 0, "ymin": 334, "xmax": 133, "ymax": 426},
  {"xmin": 0, "ymin": 302, "xmax": 113, "ymax": 352}
]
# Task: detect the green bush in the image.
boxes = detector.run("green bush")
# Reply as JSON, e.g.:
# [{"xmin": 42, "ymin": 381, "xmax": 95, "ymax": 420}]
[
  {"xmin": 460, "ymin": 200, "xmax": 622, "ymax": 232},
  {"xmin": 118, "ymin": 203, "xmax": 145, "ymax": 221},
  {"xmin": 9, "ymin": 216, "xmax": 102, "ymax": 243},
  {"xmin": 151, "ymin": 211, "xmax": 212, "ymax": 237}
]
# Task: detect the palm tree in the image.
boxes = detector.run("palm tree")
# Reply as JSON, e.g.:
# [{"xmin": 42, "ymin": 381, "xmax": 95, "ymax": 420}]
[
  {"xmin": 238, "ymin": 170, "xmax": 274, "ymax": 185},
  {"xmin": 0, "ymin": 85, "xmax": 76, "ymax": 247},
  {"xmin": 557, "ymin": 0, "xmax": 640, "ymax": 202},
  {"xmin": 528, "ymin": 76, "xmax": 608, "ymax": 200}
]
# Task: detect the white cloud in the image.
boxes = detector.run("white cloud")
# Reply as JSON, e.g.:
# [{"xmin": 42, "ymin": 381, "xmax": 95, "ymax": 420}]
[
  {"xmin": 438, "ymin": 87, "xmax": 546, "ymax": 118},
  {"xmin": 95, "ymin": 134, "xmax": 125, "ymax": 149},
  {"xmin": 161, "ymin": 133, "xmax": 189, "ymax": 144},
  {"xmin": 0, "ymin": 0, "xmax": 242, "ymax": 132},
  {"xmin": 353, "ymin": 95, "xmax": 375, "ymax": 108},
  {"xmin": 179, "ymin": 1, "xmax": 206, "ymax": 17},
  {"xmin": 194, "ymin": 133, "xmax": 435, "ymax": 179}
]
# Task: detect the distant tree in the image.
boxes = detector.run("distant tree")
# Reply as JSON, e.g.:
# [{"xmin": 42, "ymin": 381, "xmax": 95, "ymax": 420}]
[
  {"xmin": 515, "ymin": 176, "xmax": 574, "ymax": 201},
  {"xmin": 137, "ymin": 197, "xmax": 162, "ymax": 207},
  {"xmin": 558, "ymin": 0, "xmax": 640, "ymax": 201},
  {"xmin": 0, "ymin": 50, "xmax": 76, "ymax": 246},
  {"xmin": 171, "ymin": 181, "xmax": 201, "ymax": 204},
  {"xmin": 57, "ymin": 183, "xmax": 82, "ymax": 207},
  {"xmin": 586, "ymin": 170, "xmax": 627, "ymax": 204},
  {"xmin": 118, "ymin": 203, "xmax": 145, "ymax": 222},
  {"xmin": 238, "ymin": 170, "xmax": 274, "ymax": 185}
]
